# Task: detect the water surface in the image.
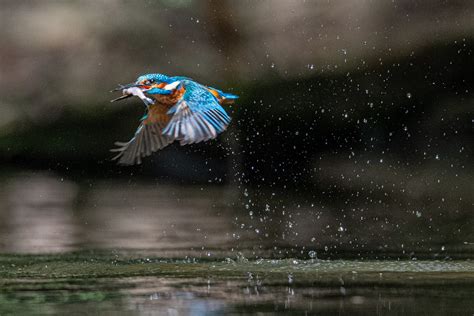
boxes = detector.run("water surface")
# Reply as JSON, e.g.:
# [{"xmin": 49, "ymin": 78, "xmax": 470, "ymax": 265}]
[
  {"xmin": 1, "ymin": 253, "xmax": 473, "ymax": 315},
  {"xmin": 0, "ymin": 173, "xmax": 473, "ymax": 315}
]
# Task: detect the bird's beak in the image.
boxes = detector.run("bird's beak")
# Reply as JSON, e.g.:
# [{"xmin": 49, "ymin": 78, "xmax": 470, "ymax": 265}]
[{"xmin": 110, "ymin": 94, "xmax": 132, "ymax": 102}]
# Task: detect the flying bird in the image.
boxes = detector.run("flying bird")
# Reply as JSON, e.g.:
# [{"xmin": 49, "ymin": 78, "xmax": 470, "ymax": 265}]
[{"xmin": 110, "ymin": 73, "xmax": 238, "ymax": 165}]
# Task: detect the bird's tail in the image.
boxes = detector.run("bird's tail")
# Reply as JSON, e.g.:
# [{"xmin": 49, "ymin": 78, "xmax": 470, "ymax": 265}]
[
  {"xmin": 208, "ymin": 87, "xmax": 238, "ymax": 105},
  {"xmin": 219, "ymin": 91, "xmax": 239, "ymax": 100}
]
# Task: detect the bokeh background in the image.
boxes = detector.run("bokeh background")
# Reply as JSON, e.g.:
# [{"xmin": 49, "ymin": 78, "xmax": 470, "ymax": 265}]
[{"xmin": 0, "ymin": 0, "xmax": 473, "ymax": 257}]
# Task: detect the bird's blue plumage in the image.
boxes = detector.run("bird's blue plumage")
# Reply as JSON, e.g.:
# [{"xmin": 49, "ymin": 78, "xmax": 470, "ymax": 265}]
[
  {"xmin": 163, "ymin": 79, "xmax": 232, "ymax": 145},
  {"xmin": 111, "ymin": 73, "xmax": 238, "ymax": 165},
  {"xmin": 136, "ymin": 73, "xmax": 171, "ymax": 83},
  {"xmin": 146, "ymin": 87, "xmax": 172, "ymax": 95}
]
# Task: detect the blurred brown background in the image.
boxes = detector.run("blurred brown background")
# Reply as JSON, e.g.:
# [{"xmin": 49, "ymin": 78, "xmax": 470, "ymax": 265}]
[{"xmin": 0, "ymin": 0, "xmax": 472, "ymax": 256}]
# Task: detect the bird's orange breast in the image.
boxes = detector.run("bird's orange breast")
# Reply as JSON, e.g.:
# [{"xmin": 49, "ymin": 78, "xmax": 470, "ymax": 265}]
[
  {"xmin": 143, "ymin": 84, "xmax": 186, "ymax": 125},
  {"xmin": 143, "ymin": 104, "xmax": 170, "ymax": 125}
]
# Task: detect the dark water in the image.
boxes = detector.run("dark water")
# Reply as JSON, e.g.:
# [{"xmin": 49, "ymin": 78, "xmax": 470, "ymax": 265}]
[{"xmin": 0, "ymin": 172, "xmax": 473, "ymax": 315}]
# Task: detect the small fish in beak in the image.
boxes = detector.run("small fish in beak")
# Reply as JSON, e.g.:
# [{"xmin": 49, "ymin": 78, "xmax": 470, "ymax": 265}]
[{"xmin": 110, "ymin": 84, "xmax": 155, "ymax": 106}]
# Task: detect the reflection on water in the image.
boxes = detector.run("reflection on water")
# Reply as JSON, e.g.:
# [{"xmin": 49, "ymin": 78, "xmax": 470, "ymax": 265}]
[
  {"xmin": 2, "ymin": 278, "xmax": 470, "ymax": 315},
  {"xmin": 0, "ymin": 174, "xmax": 79, "ymax": 252},
  {"xmin": 0, "ymin": 172, "xmax": 240, "ymax": 254},
  {"xmin": 0, "ymin": 171, "xmax": 473, "ymax": 258},
  {"xmin": 0, "ymin": 256, "xmax": 473, "ymax": 315},
  {"xmin": 0, "ymin": 172, "xmax": 473, "ymax": 315}
]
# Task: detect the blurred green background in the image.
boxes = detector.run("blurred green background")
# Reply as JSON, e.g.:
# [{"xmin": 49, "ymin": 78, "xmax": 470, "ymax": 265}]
[{"xmin": 0, "ymin": 0, "xmax": 473, "ymax": 256}]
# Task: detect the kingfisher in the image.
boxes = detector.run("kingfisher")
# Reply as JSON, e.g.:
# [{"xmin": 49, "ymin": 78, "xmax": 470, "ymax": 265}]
[{"xmin": 110, "ymin": 73, "xmax": 238, "ymax": 165}]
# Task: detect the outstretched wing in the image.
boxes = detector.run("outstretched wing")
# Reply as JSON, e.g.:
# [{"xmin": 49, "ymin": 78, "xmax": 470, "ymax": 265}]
[
  {"xmin": 162, "ymin": 80, "xmax": 232, "ymax": 145},
  {"xmin": 111, "ymin": 105, "xmax": 173, "ymax": 165}
]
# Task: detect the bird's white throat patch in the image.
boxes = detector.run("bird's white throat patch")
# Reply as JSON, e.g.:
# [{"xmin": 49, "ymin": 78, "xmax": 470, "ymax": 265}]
[{"xmin": 164, "ymin": 81, "xmax": 181, "ymax": 91}]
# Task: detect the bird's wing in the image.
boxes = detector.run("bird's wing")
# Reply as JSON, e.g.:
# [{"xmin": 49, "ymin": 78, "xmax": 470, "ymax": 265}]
[
  {"xmin": 162, "ymin": 80, "xmax": 232, "ymax": 145},
  {"xmin": 111, "ymin": 105, "xmax": 173, "ymax": 165}
]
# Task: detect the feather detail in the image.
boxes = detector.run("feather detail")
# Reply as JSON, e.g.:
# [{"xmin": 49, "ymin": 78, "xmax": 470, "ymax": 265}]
[
  {"xmin": 161, "ymin": 80, "xmax": 232, "ymax": 145},
  {"xmin": 111, "ymin": 122, "xmax": 173, "ymax": 165},
  {"xmin": 162, "ymin": 101, "xmax": 230, "ymax": 145}
]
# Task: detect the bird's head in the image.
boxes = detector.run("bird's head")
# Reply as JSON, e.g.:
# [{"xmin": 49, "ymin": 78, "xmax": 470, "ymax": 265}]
[
  {"xmin": 135, "ymin": 73, "xmax": 171, "ymax": 87},
  {"xmin": 110, "ymin": 73, "xmax": 176, "ymax": 103}
]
